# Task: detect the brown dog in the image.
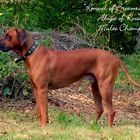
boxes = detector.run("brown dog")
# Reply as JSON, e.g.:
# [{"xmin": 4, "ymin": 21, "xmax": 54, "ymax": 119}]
[{"xmin": 0, "ymin": 28, "xmax": 140, "ymax": 127}]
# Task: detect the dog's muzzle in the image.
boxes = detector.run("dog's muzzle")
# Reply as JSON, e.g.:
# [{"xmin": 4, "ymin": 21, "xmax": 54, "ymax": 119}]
[{"xmin": 0, "ymin": 42, "xmax": 11, "ymax": 52}]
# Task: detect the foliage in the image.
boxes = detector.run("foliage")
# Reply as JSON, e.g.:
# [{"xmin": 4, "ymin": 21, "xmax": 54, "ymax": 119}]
[
  {"xmin": 0, "ymin": 51, "xmax": 30, "ymax": 97},
  {"xmin": 0, "ymin": 0, "xmax": 140, "ymax": 97},
  {"xmin": 0, "ymin": 0, "xmax": 140, "ymax": 53}
]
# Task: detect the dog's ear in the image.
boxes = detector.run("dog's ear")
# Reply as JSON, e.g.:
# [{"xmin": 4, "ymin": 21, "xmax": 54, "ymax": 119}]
[
  {"xmin": 3, "ymin": 27, "xmax": 10, "ymax": 33},
  {"xmin": 16, "ymin": 28, "xmax": 28, "ymax": 46},
  {"xmin": 31, "ymin": 32, "xmax": 43, "ymax": 40}
]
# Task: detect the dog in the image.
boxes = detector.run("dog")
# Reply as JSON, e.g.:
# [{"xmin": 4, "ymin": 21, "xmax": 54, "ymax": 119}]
[{"xmin": 0, "ymin": 28, "xmax": 140, "ymax": 127}]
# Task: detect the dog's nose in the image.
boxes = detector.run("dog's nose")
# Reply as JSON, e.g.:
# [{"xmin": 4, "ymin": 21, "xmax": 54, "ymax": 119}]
[
  {"xmin": 0, "ymin": 42, "xmax": 4, "ymax": 49},
  {"xmin": 0, "ymin": 42, "xmax": 11, "ymax": 52},
  {"xmin": 0, "ymin": 41, "xmax": 2, "ymax": 47}
]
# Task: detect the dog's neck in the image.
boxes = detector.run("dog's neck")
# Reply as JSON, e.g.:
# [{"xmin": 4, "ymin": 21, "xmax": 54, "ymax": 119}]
[
  {"xmin": 13, "ymin": 35, "xmax": 33, "ymax": 56},
  {"xmin": 21, "ymin": 36, "xmax": 34, "ymax": 56},
  {"xmin": 15, "ymin": 36, "xmax": 38, "ymax": 63}
]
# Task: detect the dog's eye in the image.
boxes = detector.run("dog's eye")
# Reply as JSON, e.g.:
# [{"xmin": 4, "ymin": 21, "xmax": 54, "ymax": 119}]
[{"xmin": 5, "ymin": 35, "xmax": 11, "ymax": 40}]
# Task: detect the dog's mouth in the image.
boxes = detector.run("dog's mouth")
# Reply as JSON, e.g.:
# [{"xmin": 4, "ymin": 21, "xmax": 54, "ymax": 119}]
[{"xmin": 0, "ymin": 42, "xmax": 11, "ymax": 52}]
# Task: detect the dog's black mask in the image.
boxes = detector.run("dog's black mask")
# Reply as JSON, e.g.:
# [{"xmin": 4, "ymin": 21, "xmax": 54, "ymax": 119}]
[{"xmin": 0, "ymin": 42, "xmax": 11, "ymax": 52}]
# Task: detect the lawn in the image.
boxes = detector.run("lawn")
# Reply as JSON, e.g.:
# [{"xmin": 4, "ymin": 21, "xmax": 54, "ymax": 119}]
[{"xmin": 0, "ymin": 106, "xmax": 140, "ymax": 140}]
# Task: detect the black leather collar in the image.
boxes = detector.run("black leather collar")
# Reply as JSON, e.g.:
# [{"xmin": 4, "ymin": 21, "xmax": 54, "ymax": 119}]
[{"xmin": 15, "ymin": 40, "xmax": 38, "ymax": 63}]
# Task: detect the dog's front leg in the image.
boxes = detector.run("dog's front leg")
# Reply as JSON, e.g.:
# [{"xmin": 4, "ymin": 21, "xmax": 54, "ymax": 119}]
[
  {"xmin": 36, "ymin": 87, "xmax": 49, "ymax": 126},
  {"xmin": 33, "ymin": 88, "xmax": 42, "ymax": 124},
  {"xmin": 30, "ymin": 77, "xmax": 42, "ymax": 125}
]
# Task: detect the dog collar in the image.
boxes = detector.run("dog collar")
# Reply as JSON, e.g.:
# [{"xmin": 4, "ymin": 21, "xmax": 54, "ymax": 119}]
[{"xmin": 15, "ymin": 40, "xmax": 38, "ymax": 63}]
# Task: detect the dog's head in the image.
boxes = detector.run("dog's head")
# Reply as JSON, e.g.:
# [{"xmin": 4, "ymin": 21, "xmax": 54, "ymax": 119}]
[{"xmin": 0, "ymin": 28, "xmax": 28, "ymax": 52}]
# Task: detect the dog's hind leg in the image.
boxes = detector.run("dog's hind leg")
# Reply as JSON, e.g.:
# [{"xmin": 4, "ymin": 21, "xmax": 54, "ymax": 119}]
[
  {"xmin": 98, "ymin": 80, "xmax": 116, "ymax": 127},
  {"xmin": 91, "ymin": 80, "xmax": 103, "ymax": 123},
  {"xmin": 93, "ymin": 59, "xmax": 119, "ymax": 126}
]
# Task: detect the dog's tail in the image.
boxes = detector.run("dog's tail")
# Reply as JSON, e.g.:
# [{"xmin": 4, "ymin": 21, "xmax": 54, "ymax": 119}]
[{"xmin": 119, "ymin": 59, "xmax": 140, "ymax": 88}]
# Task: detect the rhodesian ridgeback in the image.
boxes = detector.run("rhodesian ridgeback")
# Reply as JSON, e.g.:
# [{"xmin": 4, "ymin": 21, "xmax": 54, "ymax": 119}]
[{"xmin": 0, "ymin": 28, "xmax": 140, "ymax": 127}]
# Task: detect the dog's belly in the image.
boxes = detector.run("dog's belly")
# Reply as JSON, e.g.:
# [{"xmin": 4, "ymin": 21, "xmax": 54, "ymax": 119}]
[
  {"xmin": 48, "ymin": 78, "xmax": 81, "ymax": 90},
  {"xmin": 48, "ymin": 74, "xmax": 95, "ymax": 90},
  {"xmin": 48, "ymin": 82, "xmax": 70, "ymax": 90}
]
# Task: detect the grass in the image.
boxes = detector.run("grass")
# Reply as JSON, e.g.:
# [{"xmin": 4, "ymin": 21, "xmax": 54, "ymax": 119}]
[{"xmin": 0, "ymin": 107, "xmax": 140, "ymax": 140}]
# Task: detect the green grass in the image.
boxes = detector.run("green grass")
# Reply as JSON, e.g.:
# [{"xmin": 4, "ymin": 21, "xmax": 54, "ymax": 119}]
[{"xmin": 0, "ymin": 107, "xmax": 140, "ymax": 140}]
